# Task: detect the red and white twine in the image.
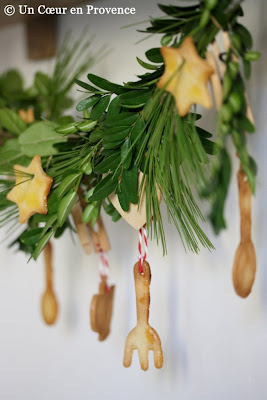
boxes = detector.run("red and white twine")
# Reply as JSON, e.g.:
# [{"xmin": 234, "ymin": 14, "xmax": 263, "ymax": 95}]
[
  {"xmin": 96, "ymin": 243, "xmax": 110, "ymax": 291},
  {"xmin": 138, "ymin": 226, "xmax": 148, "ymax": 273}
]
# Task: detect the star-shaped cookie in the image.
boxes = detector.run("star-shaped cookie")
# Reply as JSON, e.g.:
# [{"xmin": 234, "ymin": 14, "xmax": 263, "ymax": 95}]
[
  {"xmin": 157, "ymin": 36, "xmax": 214, "ymax": 117},
  {"xmin": 7, "ymin": 155, "xmax": 53, "ymax": 223}
]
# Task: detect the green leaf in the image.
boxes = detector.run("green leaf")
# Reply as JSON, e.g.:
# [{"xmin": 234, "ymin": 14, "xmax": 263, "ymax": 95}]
[
  {"xmin": 102, "ymin": 126, "xmax": 131, "ymax": 142},
  {"xmin": 91, "ymin": 95, "xmax": 111, "ymax": 120},
  {"xmin": 94, "ymin": 152, "xmax": 121, "ymax": 174},
  {"xmin": 0, "ymin": 108, "xmax": 26, "ymax": 135},
  {"xmin": 106, "ymin": 96, "xmax": 121, "ymax": 120},
  {"xmin": 102, "ymin": 200, "xmax": 115, "ymax": 215},
  {"xmin": 47, "ymin": 188, "xmax": 60, "ymax": 214},
  {"xmin": 57, "ymin": 190, "xmax": 78, "ymax": 227},
  {"xmin": 40, "ymin": 214, "xmax": 58, "ymax": 237},
  {"xmin": 112, "ymin": 210, "xmax": 121, "ymax": 222},
  {"xmin": 235, "ymin": 23, "xmax": 253, "ymax": 49},
  {"xmin": 87, "ymin": 74, "xmax": 125, "ymax": 94},
  {"xmin": 32, "ymin": 230, "xmax": 54, "ymax": 260},
  {"xmin": 88, "ymin": 173, "xmax": 118, "ymax": 201},
  {"xmin": 136, "ymin": 57, "xmax": 159, "ymax": 71},
  {"xmin": 74, "ymin": 78, "xmax": 100, "ymax": 93},
  {"xmin": 82, "ymin": 204, "xmax": 96, "ymax": 223},
  {"xmin": 104, "ymin": 112, "xmax": 139, "ymax": 128},
  {"xmin": 32, "ymin": 213, "xmax": 52, "ymax": 223},
  {"xmin": 103, "ymin": 139, "xmax": 124, "ymax": 149},
  {"xmin": 131, "ymin": 117, "xmax": 146, "ymax": 151},
  {"xmin": 238, "ymin": 116, "xmax": 255, "ymax": 133},
  {"xmin": 1, "ymin": 69, "xmax": 24, "ymax": 95},
  {"xmin": 119, "ymin": 90, "xmax": 152, "ymax": 107},
  {"xmin": 121, "ymin": 164, "xmax": 138, "ymax": 204},
  {"xmin": 158, "ymin": 3, "xmax": 199, "ymax": 15},
  {"xmin": 200, "ymin": 138, "xmax": 217, "ymax": 155},
  {"xmin": 118, "ymin": 189, "xmax": 129, "ymax": 212},
  {"xmin": 54, "ymin": 221, "xmax": 70, "ymax": 239},
  {"xmin": 77, "ymin": 120, "xmax": 97, "ymax": 132},
  {"xmin": 145, "ymin": 48, "xmax": 163, "ymax": 64},
  {"xmin": 161, "ymin": 34, "xmax": 173, "ymax": 46},
  {"xmin": 76, "ymin": 95, "xmax": 101, "ymax": 111},
  {"xmin": 195, "ymin": 126, "xmax": 213, "ymax": 139},
  {"xmin": 57, "ymin": 173, "xmax": 82, "ymax": 200},
  {"xmin": 121, "ymin": 138, "xmax": 132, "ymax": 169},
  {"xmin": 56, "ymin": 122, "xmax": 78, "ymax": 135},
  {"xmin": 20, "ymin": 228, "xmax": 43, "ymax": 245},
  {"xmin": 19, "ymin": 121, "xmax": 67, "ymax": 156},
  {"xmin": 88, "ymin": 128, "xmax": 102, "ymax": 143},
  {"xmin": 243, "ymin": 59, "xmax": 251, "ymax": 79}
]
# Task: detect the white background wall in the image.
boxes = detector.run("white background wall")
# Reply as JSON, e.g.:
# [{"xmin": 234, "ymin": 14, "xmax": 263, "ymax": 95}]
[{"xmin": 0, "ymin": 1, "xmax": 266, "ymax": 399}]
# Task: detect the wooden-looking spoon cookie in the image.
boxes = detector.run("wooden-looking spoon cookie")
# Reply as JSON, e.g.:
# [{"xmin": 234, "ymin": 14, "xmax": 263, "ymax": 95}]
[
  {"xmin": 41, "ymin": 241, "xmax": 59, "ymax": 325},
  {"xmin": 232, "ymin": 169, "xmax": 256, "ymax": 298},
  {"xmin": 123, "ymin": 261, "xmax": 163, "ymax": 371}
]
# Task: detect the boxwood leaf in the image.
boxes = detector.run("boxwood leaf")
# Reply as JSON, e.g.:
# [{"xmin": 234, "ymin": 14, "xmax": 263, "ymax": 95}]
[
  {"xmin": 106, "ymin": 96, "xmax": 121, "ymax": 120},
  {"xmin": 118, "ymin": 189, "xmax": 129, "ymax": 212},
  {"xmin": 136, "ymin": 57, "xmax": 159, "ymax": 70},
  {"xmin": 121, "ymin": 138, "xmax": 132, "ymax": 169},
  {"xmin": 195, "ymin": 126, "xmax": 213, "ymax": 139},
  {"xmin": 104, "ymin": 112, "xmax": 139, "ymax": 128},
  {"xmin": 94, "ymin": 152, "xmax": 121, "ymax": 174},
  {"xmin": 235, "ymin": 23, "xmax": 253, "ymax": 49},
  {"xmin": 0, "ymin": 108, "xmax": 26, "ymax": 136},
  {"xmin": 119, "ymin": 90, "xmax": 152, "ymax": 106},
  {"xmin": 87, "ymin": 74, "xmax": 126, "ymax": 94},
  {"xmin": 103, "ymin": 140, "xmax": 124, "ymax": 149},
  {"xmin": 40, "ymin": 214, "xmax": 58, "ymax": 238},
  {"xmin": 57, "ymin": 190, "xmax": 78, "ymax": 227},
  {"xmin": 91, "ymin": 95, "xmax": 111, "ymax": 120},
  {"xmin": 57, "ymin": 173, "xmax": 82, "ymax": 200},
  {"xmin": 74, "ymin": 78, "xmax": 100, "ymax": 93},
  {"xmin": 88, "ymin": 128, "xmax": 102, "ymax": 143},
  {"xmin": 145, "ymin": 48, "xmax": 163, "ymax": 63},
  {"xmin": 82, "ymin": 204, "xmax": 96, "ymax": 224},
  {"xmin": 77, "ymin": 120, "xmax": 97, "ymax": 132},
  {"xmin": 121, "ymin": 165, "xmax": 138, "ymax": 204},
  {"xmin": 88, "ymin": 173, "xmax": 118, "ymax": 201},
  {"xmin": 103, "ymin": 126, "xmax": 131, "ymax": 142},
  {"xmin": 20, "ymin": 228, "xmax": 43, "ymax": 245},
  {"xmin": 76, "ymin": 95, "xmax": 101, "ymax": 111},
  {"xmin": 56, "ymin": 122, "xmax": 78, "ymax": 135},
  {"xmin": 200, "ymin": 138, "xmax": 217, "ymax": 155},
  {"xmin": 32, "ymin": 230, "xmax": 54, "ymax": 260},
  {"xmin": 239, "ymin": 116, "xmax": 255, "ymax": 133}
]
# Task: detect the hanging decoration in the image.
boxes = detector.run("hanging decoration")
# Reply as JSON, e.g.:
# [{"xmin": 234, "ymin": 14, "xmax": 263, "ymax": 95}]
[
  {"xmin": 7, "ymin": 155, "xmax": 53, "ymax": 223},
  {"xmin": 124, "ymin": 230, "xmax": 163, "ymax": 371},
  {"xmin": 90, "ymin": 243, "xmax": 115, "ymax": 341},
  {"xmin": 0, "ymin": 0, "xmax": 261, "ymax": 370},
  {"xmin": 232, "ymin": 169, "xmax": 256, "ymax": 298},
  {"xmin": 41, "ymin": 241, "xmax": 59, "ymax": 325}
]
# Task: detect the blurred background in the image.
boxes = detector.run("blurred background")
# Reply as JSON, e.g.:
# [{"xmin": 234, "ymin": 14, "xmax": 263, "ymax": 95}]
[{"xmin": 0, "ymin": 0, "xmax": 266, "ymax": 399}]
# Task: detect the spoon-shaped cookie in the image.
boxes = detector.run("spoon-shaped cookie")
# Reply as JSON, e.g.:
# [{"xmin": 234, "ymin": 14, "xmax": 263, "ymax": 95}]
[
  {"xmin": 41, "ymin": 242, "xmax": 59, "ymax": 325},
  {"xmin": 233, "ymin": 169, "xmax": 256, "ymax": 298}
]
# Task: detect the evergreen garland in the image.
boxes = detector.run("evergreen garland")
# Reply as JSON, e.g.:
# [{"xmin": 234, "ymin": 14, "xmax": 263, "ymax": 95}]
[{"xmin": 0, "ymin": 0, "xmax": 260, "ymax": 259}]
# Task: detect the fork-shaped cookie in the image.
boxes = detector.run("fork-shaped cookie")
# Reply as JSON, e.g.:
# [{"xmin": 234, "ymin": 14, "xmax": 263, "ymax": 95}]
[{"xmin": 123, "ymin": 261, "xmax": 163, "ymax": 371}]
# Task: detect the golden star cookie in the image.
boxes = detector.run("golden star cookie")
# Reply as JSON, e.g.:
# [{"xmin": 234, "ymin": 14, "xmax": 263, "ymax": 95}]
[{"xmin": 7, "ymin": 155, "xmax": 53, "ymax": 223}]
